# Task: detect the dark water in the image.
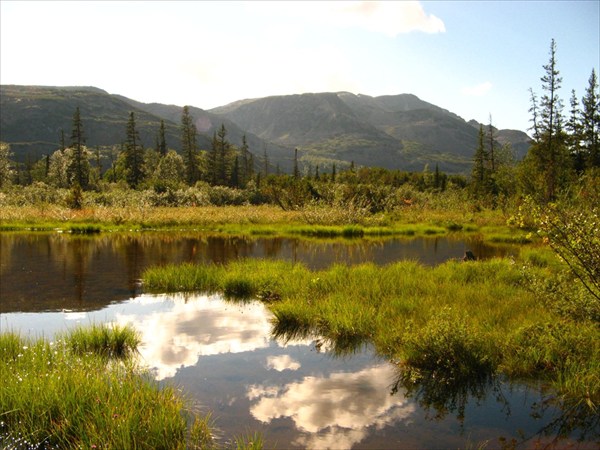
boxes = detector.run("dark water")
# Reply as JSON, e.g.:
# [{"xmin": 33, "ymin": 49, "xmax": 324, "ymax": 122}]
[
  {"xmin": 0, "ymin": 232, "xmax": 597, "ymax": 448},
  {"xmin": 1, "ymin": 231, "xmax": 514, "ymax": 313}
]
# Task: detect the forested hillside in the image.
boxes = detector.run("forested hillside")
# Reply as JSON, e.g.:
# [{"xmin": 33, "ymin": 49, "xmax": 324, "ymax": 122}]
[{"xmin": 1, "ymin": 85, "xmax": 530, "ymax": 174}]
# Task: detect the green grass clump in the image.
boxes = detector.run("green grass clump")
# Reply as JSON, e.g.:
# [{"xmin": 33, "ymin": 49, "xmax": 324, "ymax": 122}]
[
  {"xmin": 64, "ymin": 323, "xmax": 140, "ymax": 358},
  {"xmin": 142, "ymin": 256, "xmax": 600, "ymax": 411},
  {"xmin": 69, "ymin": 224, "xmax": 102, "ymax": 234},
  {"xmin": 401, "ymin": 307, "xmax": 496, "ymax": 382},
  {"xmin": 0, "ymin": 328, "xmax": 214, "ymax": 449}
]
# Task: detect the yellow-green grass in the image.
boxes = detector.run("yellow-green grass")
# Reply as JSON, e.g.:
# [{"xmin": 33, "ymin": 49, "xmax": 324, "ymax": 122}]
[
  {"xmin": 143, "ymin": 254, "xmax": 599, "ymax": 410},
  {"xmin": 0, "ymin": 204, "xmax": 525, "ymax": 243},
  {"xmin": 0, "ymin": 324, "xmax": 217, "ymax": 449}
]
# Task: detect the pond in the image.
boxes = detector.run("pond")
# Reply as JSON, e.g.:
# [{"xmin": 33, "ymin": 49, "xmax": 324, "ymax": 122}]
[{"xmin": 0, "ymin": 232, "xmax": 597, "ymax": 448}]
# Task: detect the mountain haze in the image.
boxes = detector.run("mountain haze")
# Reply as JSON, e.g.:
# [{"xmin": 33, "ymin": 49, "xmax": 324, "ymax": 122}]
[
  {"xmin": 1, "ymin": 85, "xmax": 531, "ymax": 174},
  {"xmin": 210, "ymin": 92, "xmax": 531, "ymax": 173}
]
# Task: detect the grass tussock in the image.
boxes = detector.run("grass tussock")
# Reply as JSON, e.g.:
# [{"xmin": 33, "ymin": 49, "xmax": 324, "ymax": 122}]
[
  {"xmin": 143, "ymin": 256, "xmax": 600, "ymax": 410},
  {"xmin": 64, "ymin": 323, "xmax": 140, "ymax": 358},
  {"xmin": 0, "ymin": 325, "xmax": 214, "ymax": 449}
]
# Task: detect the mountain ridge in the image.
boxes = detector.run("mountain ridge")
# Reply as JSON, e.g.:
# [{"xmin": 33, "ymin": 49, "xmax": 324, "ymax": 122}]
[{"xmin": 1, "ymin": 85, "xmax": 531, "ymax": 174}]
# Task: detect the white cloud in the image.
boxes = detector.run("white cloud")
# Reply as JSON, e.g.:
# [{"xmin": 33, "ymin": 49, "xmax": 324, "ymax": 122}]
[
  {"xmin": 338, "ymin": 1, "xmax": 446, "ymax": 36},
  {"xmin": 249, "ymin": 1, "xmax": 446, "ymax": 37},
  {"xmin": 461, "ymin": 81, "xmax": 493, "ymax": 96}
]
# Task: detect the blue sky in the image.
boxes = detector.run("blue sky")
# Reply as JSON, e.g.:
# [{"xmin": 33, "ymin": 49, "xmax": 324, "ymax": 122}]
[{"xmin": 1, "ymin": 1, "xmax": 598, "ymax": 132}]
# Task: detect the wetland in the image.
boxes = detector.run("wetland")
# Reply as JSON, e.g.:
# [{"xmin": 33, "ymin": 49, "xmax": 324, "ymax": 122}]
[{"xmin": 1, "ymin": 231, "xmax": 598, "ymax": 448}]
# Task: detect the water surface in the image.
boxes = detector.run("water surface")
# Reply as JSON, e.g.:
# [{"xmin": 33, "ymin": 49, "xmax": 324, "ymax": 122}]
[
  {"xmin": 1, "ymin": 232, "xmax": 596, "ymax": 448},
  {"xmin": 1, "ymin": 294, "xmax": 593, "ymax": 449}
]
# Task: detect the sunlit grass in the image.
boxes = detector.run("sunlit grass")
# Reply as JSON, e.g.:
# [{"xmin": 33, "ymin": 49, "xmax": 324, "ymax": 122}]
[
  {"xmin": 0, "ymin": 325, "xmax": 215, "ymax": 449},
  {"xmin": 0, "ymin": 203, "xmax": 517, "ymax": 240},
  {"xmin": 142, "ymin": 255, "xmax": 600, "ymax": 410}
]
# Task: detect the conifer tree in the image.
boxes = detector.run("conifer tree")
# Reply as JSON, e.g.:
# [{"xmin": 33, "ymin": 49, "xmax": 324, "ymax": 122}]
[
  {"xmin": 240, "ymin": 134, "xmax": 251, "ymax": 186},
  {"xmin": 215, "ymin": 124, "xmax": 229, "ymax": 185},
  {"xmin": 124, "ymin": 112, "xmax": 145, "ymax": 188},
  {"xmin": 293, "ymin": 148, "xmax": 299, "ymax": 179},
  {"xmin": 230, "ymin": 156, "xmax": 240, "ymax": 188},
  {"xmin": 566, "ymin": 89, "xmax": 584, "ymax": 172},
  {"xmin": 262, "ymin": 146, "xmax": 269, "ymax": 177},
  {"xmin": 208, "ymin": 132, "xmax": 218, "ymax": 185},
  {"xmin": 581, "ymin": 68, "xmax": 600, "ymax": 168},
  {"xmin": 525, "ymin": 39, "xmax": 571, "ymax": 201},
  {"xmin": 158, "ymin": 119, "xmax": 167, "ymax": 157},
  {"xmin": 471, "ymin": 125, "xmax": 490, "ymax": 198},
  {"xmin": 66, "ymin": 106, "xmax": 90, "ymax": 189},
  {"xmin": 181, "ymin": 106, "xmax": 200, "ymax": 185},
  {"xmin": 60, "ymin": 129, "xmax": 66, "ymax": 152}
]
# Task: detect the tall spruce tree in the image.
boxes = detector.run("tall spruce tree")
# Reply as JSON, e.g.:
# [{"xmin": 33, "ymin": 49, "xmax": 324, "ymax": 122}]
[
  {"xmin": 240, "ymin": 134, "xmax": 251, "ymax": 186},
  {"xmin": 124, "ymin": 112, "xmax": 145, "ymax": 188},
  {"xmin": 158, "ymin": 119, "xmax": 167, "ymax": 157},
  {"xmin": 471, "ymin": 124, "xmax": 490, "ymax": 198},
  {"xmin": 525, "ymin": 39, "xmax": 570, "ymax": 201},
  {"xmin": 566, "ymin": 89, "xmax": 585, "ymax": 172},
  {"xmin": 181, "ymin": 106, "xmax": 200, "ymax": 185},
  {"xmin": 293, "ymin": 148, "xmax": 300, "ymax": 179},
  {"xmin": 216, "ymin": 124, "xmax": 229, "ymax": 185},
  {"xmin": 66, "ymin": 106, "xmax": 90, "ymax": 189},
  {"xmin": 581, "ymin": 68, "xmax": 600, "ymax": 168}
]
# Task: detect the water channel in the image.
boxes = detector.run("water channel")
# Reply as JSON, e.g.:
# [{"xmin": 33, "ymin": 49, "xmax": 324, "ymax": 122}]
[{"xmin": 0, "ymin": 232, "xmax": 597, "ymax": 448}]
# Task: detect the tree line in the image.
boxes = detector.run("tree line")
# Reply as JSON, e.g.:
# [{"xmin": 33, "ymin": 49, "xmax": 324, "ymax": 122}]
[
  {"xmin": 0, "ymin": 40, "xmax": 598, "ymax": 207},
  {"xmin": 470, "ymin": 39, "xmax": 599, "ymax": 204}
]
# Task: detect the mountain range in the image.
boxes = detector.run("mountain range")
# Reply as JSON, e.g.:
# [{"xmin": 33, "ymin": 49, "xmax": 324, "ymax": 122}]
[{"xmin": 0, "ymin": 85, "xmax": 531, "ymax": 174}]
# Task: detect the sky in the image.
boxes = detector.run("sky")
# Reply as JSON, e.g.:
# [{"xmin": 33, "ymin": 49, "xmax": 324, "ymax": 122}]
[{"xmin": 1, "ymin": 1, "xmax": 598, "ymax": 132}]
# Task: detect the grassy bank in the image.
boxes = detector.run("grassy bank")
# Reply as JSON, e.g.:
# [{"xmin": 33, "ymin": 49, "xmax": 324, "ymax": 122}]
[
  {"xmin": 143, "ymin": 252, "xmax": 599, "ymax": 411},
  {"xmin": 0, "ymin": 324, "xmax": 257, "ymax": 449},
  {"xmin": 0, "ymin": 204, "xmax": 533, "ymax": 246}
]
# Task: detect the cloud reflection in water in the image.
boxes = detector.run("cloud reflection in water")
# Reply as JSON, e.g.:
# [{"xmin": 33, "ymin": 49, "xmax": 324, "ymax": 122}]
[
  {"xmin": 248, "ymin": 364, "xmax": 415, "ymax": 449},
  {"xmin": 116, "ymin": 293, "xmax": 273, "ymax": 380}
]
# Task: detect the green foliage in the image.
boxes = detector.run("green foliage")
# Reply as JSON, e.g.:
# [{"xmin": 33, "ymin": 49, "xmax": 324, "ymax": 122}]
[
  {"xmin": 0, "ymin": 142, "xmax": 14, "ymax": 188},
  {"xmin": 527, "ymin": 198, "xmax": 600, "ymax": 303},
  {"xmin": 124, "ymin": 112, "xmax": 145, "ymax": 188},
  {"xmin": 402, "ymin": 307, "xmax": 495, "ymax": 381}
]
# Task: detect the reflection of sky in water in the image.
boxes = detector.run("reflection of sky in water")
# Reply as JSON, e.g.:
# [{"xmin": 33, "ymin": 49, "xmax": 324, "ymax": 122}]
[
  {"xmin": 1, "ymin": 294, "xmax": 593, "ymax": 449},
  {"xmin": 116, "ymin": 294, "xmax": 274, "ymax": 379},
  {"xmin": 248, "ymin": 364, "xmax": 416, "ymax": 449}
]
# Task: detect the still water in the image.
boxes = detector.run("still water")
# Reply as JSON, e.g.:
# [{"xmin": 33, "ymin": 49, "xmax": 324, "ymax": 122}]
[{"xmin": 0, "ymin": 232, "xmax": 596, "ymax": 448}]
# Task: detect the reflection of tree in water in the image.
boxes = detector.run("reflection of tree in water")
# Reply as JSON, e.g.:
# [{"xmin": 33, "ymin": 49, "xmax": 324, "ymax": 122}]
[
  {"xmin": 390, "ymin": 369, "xmax": 503, "ymax": 423},
  {"xmin": 272, "ymin": 318, "xmax": 598, "ymax": 447},
  {"xmin": 523, "ymin": 395, "xmax": 600, "ymax": 447},
  {"xmin": 271, "ymin": 318, "xmax": 370, "ymax": 358},
  {"xmin": 390, "ymin": 369, "xmax": 599, "ymax": 448}
]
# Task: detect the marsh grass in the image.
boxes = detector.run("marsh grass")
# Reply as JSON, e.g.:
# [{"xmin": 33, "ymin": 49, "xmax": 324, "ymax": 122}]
[
  {"xmin": 143, "ymin": 256, "xmax": 600, "ymax": 410},
  {"xmin": 1, "ymin": 203, "xmax": 518, "ymax": 241},
  {"xmin": 0, "ymin": 326, "xmax": 214, "ymax": 449},
  {"xmin": 64, "ymin": 323, "xmax": 140, "ymax": 358}
]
